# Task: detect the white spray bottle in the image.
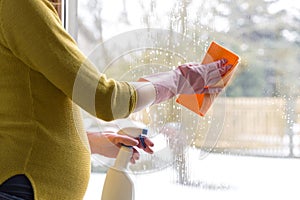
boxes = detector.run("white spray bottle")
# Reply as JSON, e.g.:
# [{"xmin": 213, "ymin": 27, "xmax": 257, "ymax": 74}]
[{"xmin": 101, "ymin": 120, "xmax": 148, "ymax": 200}]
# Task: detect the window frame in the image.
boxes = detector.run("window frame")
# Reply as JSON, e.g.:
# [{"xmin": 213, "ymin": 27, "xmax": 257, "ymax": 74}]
[
  {"xmin": 52, "ymin": 0, "xmax": 78, "ymax": 40},
  {"xmin": 65, "ymin": 0, "xmax": 78, "ymax": 41}
]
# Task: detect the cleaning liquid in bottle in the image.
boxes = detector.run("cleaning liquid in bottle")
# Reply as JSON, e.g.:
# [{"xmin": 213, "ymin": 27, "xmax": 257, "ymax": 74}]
[{"xmin": 101, "ymin": 123, "xmax": 147, "ymax": 200}]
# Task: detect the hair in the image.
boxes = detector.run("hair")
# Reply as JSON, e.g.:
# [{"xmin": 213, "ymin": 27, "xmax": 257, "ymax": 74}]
[
  {"xmin": 48, "ymin": 0, "xmax": 62, "ymax": 18},
  {"xmin": 48, "ymin": 0, "xmax": 61, "ymax": 7}
]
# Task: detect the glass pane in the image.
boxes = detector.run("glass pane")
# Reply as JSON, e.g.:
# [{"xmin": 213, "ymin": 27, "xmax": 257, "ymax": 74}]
[{"xmin": 75, "ymin": 0, "xmax": 300, "ymax": 199}]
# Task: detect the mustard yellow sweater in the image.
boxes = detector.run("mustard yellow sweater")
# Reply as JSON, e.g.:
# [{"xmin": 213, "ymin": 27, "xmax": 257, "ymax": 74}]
[{"xmin": 0, "ymin": 0, "xmax": 136, "ymax": 199}]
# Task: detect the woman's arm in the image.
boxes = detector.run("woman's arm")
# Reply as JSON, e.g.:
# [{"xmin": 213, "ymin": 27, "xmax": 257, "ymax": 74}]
[{"xmin": 0, "ymin": 0, "xmax": 136, "ymax": 121}]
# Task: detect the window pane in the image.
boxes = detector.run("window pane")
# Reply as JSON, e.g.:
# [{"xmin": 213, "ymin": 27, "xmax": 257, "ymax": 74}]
[
  {"xmin": 77, "ymin": 0, "xmax": 300, "ymax": 158},
  {"xmin": 75, "ymin": 0, "xmax": 300, "ymax": 199}
]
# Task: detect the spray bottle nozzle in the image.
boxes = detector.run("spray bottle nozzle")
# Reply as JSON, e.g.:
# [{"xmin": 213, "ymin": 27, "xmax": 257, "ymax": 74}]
[
  {"xmin": 139, "ymin": 129, "xmax": 148, "ymax": 148},
  {"xmin": 120, "ymin": 128, "xmax": 148, "ymax": 148},
  {"xmin": 142, "ymin": 129, "xmax": 148, "ymax": 135}
]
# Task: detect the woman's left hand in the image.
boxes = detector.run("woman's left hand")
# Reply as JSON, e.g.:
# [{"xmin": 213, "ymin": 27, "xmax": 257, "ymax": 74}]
[{"xmin": 87, "ymin": 131, "xmax": 154, "ymax": 164}]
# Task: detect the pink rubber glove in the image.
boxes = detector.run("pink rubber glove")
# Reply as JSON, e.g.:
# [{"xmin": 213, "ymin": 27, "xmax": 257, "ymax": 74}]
[{"xmin": 139, "ymin": 59, "xmax": 231, "ymax": 104}]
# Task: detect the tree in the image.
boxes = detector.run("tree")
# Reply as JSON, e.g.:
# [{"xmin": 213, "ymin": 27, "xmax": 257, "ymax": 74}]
[{"xmin": 208, "ymin": 0, "xmax": 299, "ymax": 98}]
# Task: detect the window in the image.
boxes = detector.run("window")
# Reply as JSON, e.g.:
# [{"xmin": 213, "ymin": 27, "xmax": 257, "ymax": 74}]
[{"xmin": 69, "ymin": 0, "xmax": 300, "ymax": 199}]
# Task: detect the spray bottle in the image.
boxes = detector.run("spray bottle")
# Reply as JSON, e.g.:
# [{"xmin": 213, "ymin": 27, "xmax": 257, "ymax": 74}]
[{"xmin": 101, "ymin": 120, "xmax": 148, "ymax": 200}]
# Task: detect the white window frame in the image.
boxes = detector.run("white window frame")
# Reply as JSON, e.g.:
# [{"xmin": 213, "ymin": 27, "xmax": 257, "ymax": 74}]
[{"xmin": 64, "ymin": 0, "xmax": 78, "ymax": 41}]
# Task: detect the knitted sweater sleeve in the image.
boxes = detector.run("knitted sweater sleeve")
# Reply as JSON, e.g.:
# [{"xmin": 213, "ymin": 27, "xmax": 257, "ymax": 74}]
[{"xmin": 0, "ymin": 0, "xmax": 136, "ymax": 121}]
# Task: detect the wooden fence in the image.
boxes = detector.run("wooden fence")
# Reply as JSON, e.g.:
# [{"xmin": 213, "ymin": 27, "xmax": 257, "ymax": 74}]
[{"xmin": 192, "ymin": 97, "xmax": 300, "ymax": 155}]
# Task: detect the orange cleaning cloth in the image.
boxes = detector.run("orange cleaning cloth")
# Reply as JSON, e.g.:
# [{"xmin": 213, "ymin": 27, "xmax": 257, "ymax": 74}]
[{"xmin": 176, "ymin": 41, "xmax": 240, "ymax": 116}]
